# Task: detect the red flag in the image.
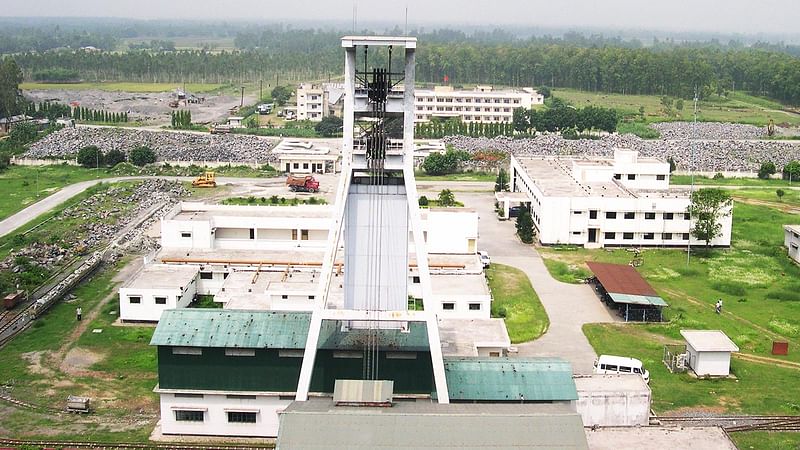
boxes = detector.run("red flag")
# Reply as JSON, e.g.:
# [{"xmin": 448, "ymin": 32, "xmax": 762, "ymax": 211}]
[{"xmin": 443, "ymin": 74, "xmax": 449, "ymax": 84}]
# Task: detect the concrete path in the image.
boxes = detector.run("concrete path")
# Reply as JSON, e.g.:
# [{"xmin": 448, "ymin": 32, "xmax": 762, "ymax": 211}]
[{"xmin": 458, "ymin": 192, "xmax": 618, "ymax": 374}]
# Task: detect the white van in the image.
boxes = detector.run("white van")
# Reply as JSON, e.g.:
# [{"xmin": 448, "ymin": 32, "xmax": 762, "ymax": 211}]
[{"xmin": 593, "ymin": 355, "xmax": 650, "ymax": 383}]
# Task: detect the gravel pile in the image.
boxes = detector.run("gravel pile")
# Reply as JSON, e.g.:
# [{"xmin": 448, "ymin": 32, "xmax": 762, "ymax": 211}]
[
  {"xmin": 651, "ymin": 122, "xmax": 766, "ymax": 140},
  {"xmin": 442, "ymin": 134, "xmax": 800, "ymax": 172},
  {"xmin": 25, "ymin": 127, "xmax": 279, "ymax": 163}
]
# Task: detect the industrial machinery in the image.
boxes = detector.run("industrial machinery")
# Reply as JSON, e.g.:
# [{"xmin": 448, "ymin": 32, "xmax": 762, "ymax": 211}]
[
  {"xmin": 210, "ymin": 124, "xmax": 231, "ymax": 134},
  {"xmin": 168, "ymin": 99, "xmax": 180, "ymax": 108},
  {"xmin": 192, "ymin": 171, "xmax": 217, "ymax": 188},
  {"xmin": 286, "ymin": 175, "xmax": 320, "ymax": 193}
]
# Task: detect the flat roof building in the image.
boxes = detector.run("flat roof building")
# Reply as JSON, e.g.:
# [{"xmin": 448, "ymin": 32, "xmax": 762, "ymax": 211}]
[
  {"xmin": 118, "ymin": 264, "xmax": 199, "ymax": 322},
  {"xmin": 414, "ymin": 85, "xmax": 544, "ymax": 124},
  {"xmin": 680, "ymin": 330, "xmax": 739, "ymax": 377},
  {"xmin": 574, "ymin": 374, "xmax": 651, "ymax": 427},
  {"xmin": 296, "ymin": 84, "xmax": 329, "ymax": 122},
  {"xmin": 507, "ymin": 150, "xmax": 732, "ymax": 248},
  {"xmin": 784, "ymin": 224, "xmax": 800, "ymax": 264}
]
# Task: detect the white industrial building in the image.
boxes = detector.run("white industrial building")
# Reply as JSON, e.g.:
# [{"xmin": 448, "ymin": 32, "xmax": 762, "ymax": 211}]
[
  {"xmin": 574, "ymin": 375, "xmax": 652, "ymax": 427},
  {"xmin": 783, "ymin": 225, "xmax": 800, "ymax": 264},
  {"xmin": 272, "ymin": 140, "xmax": 340, "ymax": 174},
  {"xmin": 503, "ymin": 150, "xmax": 732, "ymax": 248},
  {"xmin": 118, "ymin": 264, "xmax": 199, "ymax": 322},
  {"xmin": 296, "ymin": 83, "xmax": 329, "ymax": 121},
  {"xmin": 414, "ymin": 85, "xmax": 543, "ymax": 124},
  {"xmin": 680, "ymin": 330, "xmax": 739, "ymax": 377}
]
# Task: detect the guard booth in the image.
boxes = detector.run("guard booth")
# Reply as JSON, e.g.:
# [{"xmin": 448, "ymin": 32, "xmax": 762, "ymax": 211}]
[{"xmin": 586, "ymin": 262, "xmax": 668, "ymax": 322}]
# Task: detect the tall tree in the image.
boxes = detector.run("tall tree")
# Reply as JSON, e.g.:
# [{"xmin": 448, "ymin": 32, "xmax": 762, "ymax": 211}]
[
  {"xmin": 495, "ymin": 168, "xmax": 509, "ymax": 192},
  {"xmin": 0, "ymin": 57, "xmax": 24, "ymax": 119},
  {"xmin": 687, "ymin": 188, "xmax": 732, "ymax": 248}
]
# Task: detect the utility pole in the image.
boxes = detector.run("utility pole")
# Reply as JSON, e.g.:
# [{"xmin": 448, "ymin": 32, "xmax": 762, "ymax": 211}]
[
  {"xmin": 260, "ymin": 80, "xmax": 263, "ymax": 101},
  {"xmin": 240, "ymin": 86, "xmax": 245, "ymax": 108}
]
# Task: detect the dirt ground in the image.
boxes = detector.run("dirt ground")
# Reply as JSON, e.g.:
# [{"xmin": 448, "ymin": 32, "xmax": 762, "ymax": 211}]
[{"xmin": 25, "ymin": 89, "xmax": 257, "ymax": 126}]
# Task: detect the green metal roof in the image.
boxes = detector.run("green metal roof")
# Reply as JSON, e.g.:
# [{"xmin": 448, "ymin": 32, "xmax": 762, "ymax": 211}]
[
  {"xmin": 150, "ymin": 309, "xmax": 312, "ymax": 349},
  {"xmin": 609, "ymin": 293, "xmax": 669, "ymax": 307},
  {"xmin": 151, "ymin": 309, "xmax": 432, "ymax": 352},
  {"xmin": 443, "ymin": 357, "xmax": 578, "ymax": 401}
]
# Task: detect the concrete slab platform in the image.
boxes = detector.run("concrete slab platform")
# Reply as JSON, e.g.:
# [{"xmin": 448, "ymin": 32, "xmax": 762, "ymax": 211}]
[{"xmin": 585, "ymin": 426, "xmax": 737, "ymax": 450}]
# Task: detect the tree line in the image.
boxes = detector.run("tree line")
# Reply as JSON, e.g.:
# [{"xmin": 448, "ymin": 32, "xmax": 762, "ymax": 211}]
[
  {"xmin": 171, "ymin": 110, "xmax": 192, "ymax": 129},
  {"xmin": 415, "ymin": 119, "xmax": 515, "ymax": 139},
  {"xmin": 513, "ymin": 100, "xmax": 619, "ymax": 134},
  {"xmin": 72, "ymin": 106, "xmax": 128, "ymax": 123}
]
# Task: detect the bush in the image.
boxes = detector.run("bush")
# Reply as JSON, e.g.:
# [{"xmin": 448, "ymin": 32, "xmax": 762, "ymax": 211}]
[
  {"xmin": 758, "ymin": 161, "xmax": 777, "ymax": 179},
  {"xmin": 129, "ymin": 145, "xmax": 156, "ymax": 166},
  {"xmin": 713, "ymin": 172, "xmax": 724, "ymax": 180},
  {"xmin": 105, "ymin": 149, "xmax": 126, "ymax": 167},
  {"xmin": 783, "ymin": 160, "xmax": 800, "ymax": 181},
  {"xmin": 314, "ymin": 116, "xmax": 343, "ymax": 137},
  {"xmin": 711, "ymin": 281, "xmax": 746, "ymax": 296},
  {"xmin": 437, "ymin": 189, "xmax": 456, "ymax": 207},
  {"xmin": 418, "ymin": 195, "xmax": 429, "ymax": 207},
  {"xmin": 76, "ymin": 145, "xmax": 104, "ymax": 168}
]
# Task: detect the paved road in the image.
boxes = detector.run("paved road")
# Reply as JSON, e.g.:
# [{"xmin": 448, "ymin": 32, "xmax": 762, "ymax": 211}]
[
  {"xmin": 458, "ymin": 192, "xmax": 618, "ymax": 374},
  {"xmin": 0, "ymin": 175, "xmax": 275, "ymax": 239}
]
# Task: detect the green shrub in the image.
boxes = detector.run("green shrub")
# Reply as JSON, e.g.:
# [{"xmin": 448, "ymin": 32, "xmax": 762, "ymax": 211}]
[{"xmin": 711, "ymin": 281, "xmax": 746, "ymax": 296}]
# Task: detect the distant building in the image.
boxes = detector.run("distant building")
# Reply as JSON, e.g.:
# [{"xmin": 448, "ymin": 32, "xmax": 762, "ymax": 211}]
[
  {"xmin": 414, "ymin": 85, "xmax": 543, "ymax": 124},
  {"xmin": 296, "ymin": 84, "xmax": 329, "ymax": 122},
  {"xmin": 680, "ymin": 330, "xmax": 739, "ymax": 377},
  {"xmin": 0, "ymin": 115, "xmax": 33, "ymax": 133},
  {"xmin": 226, "ymin": 116, "xmax": 244, "ymax": 128},
  {"xmin": 118, "ymin": 264, "xmax": 199, "ymax": 322},
  {"xmin": 502, "ymin": 150, "xmax": 733, "ymax": 248},
  {"xmin": 784, "ymin": 225, "xmax": 800, "ymax": 264}
]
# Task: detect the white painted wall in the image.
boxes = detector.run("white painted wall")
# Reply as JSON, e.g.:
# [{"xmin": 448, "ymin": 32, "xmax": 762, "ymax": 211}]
[
  {"xmin": 687, "ymin": 345, "xmax": 733, "ymax": 376},
  {"xmin": 119, "ymin": 279, "xmax": 197, "ymax": 322},
  {"xmin": 575, "ymin": 376, "xmax": 652, "ymax": 427},
  {"xmin": 784, "ymin": 227, "xmax": 800, "ymax": 263},
  {"xmin": 422, "ymin": 209, "xmax": 479, "ymax": 254},
  {"xmin": 159, "ymin": 392, "xmax": 292, "ymax": 437}
]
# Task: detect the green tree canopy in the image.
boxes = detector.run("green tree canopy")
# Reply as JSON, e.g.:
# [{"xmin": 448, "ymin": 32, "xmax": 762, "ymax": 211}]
[
  {"xmin": 105, "ymin": 149, "xmax": 126, "ymax": 167},
  {"xmin": 76, "ymin": 145, "xmax": 104, "ymax": 168},
  {"xmin": 758, "ymin": 161, "xmax": 776, "ymax": 179},
  {"xmin": 495, "ymin": 168, "xmax": 509, "ymax": 192},
  {"xmin": 314, "ymin": 116, "xmax": 343, "ymax": 137},
  {"xmin": 437, "ymin": 189, "xmax": 456, "ymax": 207},
  {"xmin": 0, "ymin": 57, "xmax": 24, "ymax": 120},
  {"xmin": 687, "ymin": 188, "xmax": 732, "ymax": 247},
  {"xmin": 516, "ymin": 205, "xmax": 535, "ymax": 244},
  {"xmin": 271, "ymin": 86, "xmax": 291, "ymax": 106},
  {"xmin": 130, "ymin": 145, "xmax": 156, "ymax": 166}
]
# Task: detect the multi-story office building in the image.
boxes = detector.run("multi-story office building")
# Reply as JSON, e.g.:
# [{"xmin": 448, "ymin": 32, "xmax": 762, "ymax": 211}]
[
  {"xmin": 414, "ymin": 85, "xmax": 544, "ymax": 124},
  {"xmin": 296, "ymin": 83, "xmax": 329, "ymax": 121}
]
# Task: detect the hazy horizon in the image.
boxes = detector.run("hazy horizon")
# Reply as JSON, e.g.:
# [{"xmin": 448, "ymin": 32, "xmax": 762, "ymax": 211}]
[{"xmin": 2, "ymin": 0, "xmax": 799, "ymax": 37}]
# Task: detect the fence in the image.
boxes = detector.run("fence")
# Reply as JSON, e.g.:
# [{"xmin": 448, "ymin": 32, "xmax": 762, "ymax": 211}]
[{"xmin": 663, "ymin": 344, "xmax": 688, "ymax": 373}]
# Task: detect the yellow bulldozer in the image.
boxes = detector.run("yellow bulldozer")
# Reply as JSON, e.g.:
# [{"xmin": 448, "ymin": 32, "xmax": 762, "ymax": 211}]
[{"xmin": 192, "ymin": 171, "xmax": 217, "ymax": 188}]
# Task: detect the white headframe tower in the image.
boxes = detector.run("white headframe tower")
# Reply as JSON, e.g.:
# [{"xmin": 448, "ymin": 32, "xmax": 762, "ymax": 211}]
[{"xmin": 295, "ymin": 36, "xmax": 450, "ymax": 403}]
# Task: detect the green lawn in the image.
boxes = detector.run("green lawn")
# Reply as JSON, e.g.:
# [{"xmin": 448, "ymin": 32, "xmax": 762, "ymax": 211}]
[
  {"xmin": 730, "ymin": 431, "xmax": 800, "ymax": 450},
  {"xmin": 485, "ymin": 263, "xmax": 549, "ymax": 343},
  {"xmin": 20, "ymin": 81, "xmax": 224, "ymax": 93},
  {"xmin": 671, "ymin": 175, "xmax": 797, "ymax": 187},
  {"xmin": 555, "ymin": 88, "xmax": 800, "ymax": 126},
  {"xmin": 540, "ymin": 201, "xmax": 800, "ymax": 364},
  {"xmin": 541, "ymin": 258, "xmax": 592, "ymax": 284},
  {"xmin": 0, "ymin": 260, "xmax": 159, "ymax": 441},
  {"xmin": 584, "ymin": 323, "xmax": 800, "ymax": 415},
  {"xmin": 0, "ymin": 165, "xmax": 111, "ymax": 220},
  {"xmin": 414, "ymin": 171, "xmax": 496, "ymax": 182}
]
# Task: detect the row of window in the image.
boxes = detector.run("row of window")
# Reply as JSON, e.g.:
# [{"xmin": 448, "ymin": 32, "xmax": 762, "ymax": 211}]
[
  {"xmin": 171, "ymin": 347, "xmax": 419, "ymax": 359},
  {"xmin": 416, "ymin": 97, "xmax": 521, "ymax": 104},
  {"xmin": 416, "ymin": 106, "xmax": 512, "ymax": 113},
  {"xmin": 128, "ymin": 296, "xmax": 166, "ymax": 305},
  {"xmin": 603, "ymin": 232, "xmax": 690, "ymax": 241},
  {"xmin": 441, "ymin": 302, "xmax": 482, "ymax": 311},
  {"xmin": 175, "ymin": 410, "xmax": 257, "ymax": 423},
  {"xmin": 601, "ymin": 211, "xmax": 691, "ymax": 220},
  {"xmin": 613, "ymin": 174, "xmax": 667, "ymax": 181}
]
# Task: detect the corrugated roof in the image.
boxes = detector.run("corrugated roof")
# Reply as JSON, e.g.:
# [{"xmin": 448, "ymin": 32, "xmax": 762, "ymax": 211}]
[
  {"xmin": 587, "ymin": 262, "xmax": 658, "ymax": 296},
  {"xmin": 277, "ymin": 398, "xmax": 588, "ymax": 449},
  {"xmin": 681, "ymin": 330, "xmax": 739, "ymax": 352},
  {"xmin": 609, "ymin": 293, "xmax": 669, "ymax": 307},
  {"xmin": 317, "ymin": 321, "xmax": 430, "ymax": 351},
  {"xmin": 150, "ymin": 309, "xmax": 311, "ymax": 349},
  {"xmin": 444, "ymin": 357, "xmax": 578, "ymax": 401}
]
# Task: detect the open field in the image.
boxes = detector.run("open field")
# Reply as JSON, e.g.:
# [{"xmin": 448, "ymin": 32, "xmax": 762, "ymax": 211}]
[
  {"xmin": 485, "ymin": 263, "xmax": 549, "ymax": 343},
  {"xmin": 555, "ymin": 88, "xmax": 800, "ymax": 127},
  {"xmin": 0, "ymin": 165, "xmax": 110, "ymax": 220},
  {"xmin": 540, "ymin": 201, "xmax": 800, "ymax": 364},
  {"xmin": 730, "ymin": 431, "xmax": 800, "ymax": 450},
  {"xmin": 0, "ymin": 260, "xmax": 158, "ymax": 441},
  {"xmin": 671, "ymin": 175, "xmax": 799, "ymax": 187},
  {"xmin": 20, "ymin": 82, "xmax": 224, "ymax": 93},
  {"xmin": 414, "ymin": 171, "xmax": 496, "ymax": 182}
]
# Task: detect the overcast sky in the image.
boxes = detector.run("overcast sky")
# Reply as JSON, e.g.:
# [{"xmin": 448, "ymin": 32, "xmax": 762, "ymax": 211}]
[{"xmin": 2, "ymin": 0, "xmax": 798, "ymax": 35}]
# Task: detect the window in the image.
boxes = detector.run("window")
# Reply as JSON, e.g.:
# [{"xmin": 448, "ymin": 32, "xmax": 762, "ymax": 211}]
[
  {"xmin": 663, "ymin": 233, "xmax": 672, "ymax": 240},
  {"xmin": 601, "ymin": 364, "xmax": 618, "ymax": 371},
  {"xmin": 644, "ymin": 233, "xmax": 654, "ymax": 240},
  {"xmin": 684, "ymin": 213, "xmax": 691, "ymax": 220},
  {"xmin": 180, "ymin": 232, "xmax": 192, "ymax": 238},
  {"xmin": 442, "ymin": 302, "xmax": 455, "ymax": 310},
  {"xmin": 589, "ymin": 210, "xmax": 598, "ymax": 219},
  {"xmin": 281, "ymin": 295, "xmax": 288, "ymax": 299},
  {"xmin": 614, "ymin": 174, "xmax": 622, "ymax": 180},
  {"xmin": 174, "ymin": 393, "xmax": 204, "ymax": 398},
  {"xmin": 605, "ymin": 212, "xmax": 617, "ymax": 219},
  {"xmin": 386, "ymin": 352, "xmax": 417, "ymax": 360},
  {"xmin": 627, "ymin": 174, "xmax": 636, "ymax": 180},
  {"xmin": 292, "ymin": 229, "xmax": 298, "ymax": 240},
  {"xmin": 683, "ymin": 233, "xmax": 690, "ymax": 240},
  {"xmin": 279, "ymin": 350, "xmax": 305, "ymax": 358},
  {"xmin": 623, "ymin": 232, "xmax": 634, "ymax": 240},
  {"xmin": 249, "ymin": 228, "xmax": 255, "ymax": 240},
  {"xmin": 301, "ymin": 229, "xmax": 309, "ymax": 240},
  {"xmin": 227, "ymin": 412, "xmax": 257, "ymax": 423},
  {"xmin": 468, "ymin": 303, "xmax": 481, "ymax": 311},
  {"xmin": 128, "ymin": 296, "xmax": 141, "ymax": 304},
  {"xmin": 573, "ymin": 211, "xmax": 582, "ymax": 215},
  {"xmin": 633, "ymin": 368, "xmax": 642, "ymax": 374},
  {"xmin": 412, "ymin": 276, "xmax": 420, "ymax": 284},
  {"xmin": 175, "ymin": 410, "xmax": 204, "ymax": 422},
  {"xmin": 663, "ymin": 213, "xmax": 674, "ymax": 220},
  {"xmin": 227, "ymin": 394, "xmax": 256, "ymax": 400},
  {"xmin": 604, "ymin": 232, "xmax": 616, "ymax": 240},
  {"xmin": 656, "ymin": 175, "xmax": 666, "ymax": 181},
  {"xmin": 645, "ymin": 212, "xmax": 656, "ymax": 220},
  {"xmin": 333, "ymin": 351, "xmax": 363, "ymax": 359},
  {"xmin": 293, "ymin": 163, "xmax": 299, "ymax": 169},
  {"xmin": 572, "ymin": 231, "xmax": 581, "ymax": 235},
  {"xmin": 225, "ymin": 348, "xmax": 256, "ymax": 357},
  {"xmin": 155, "ymin": 296, "xmax": 167, "ymax": 305},
  {"xmin": 619, "ymin": 366, "xmax": 632, "ymax": 373},
  {"xmin": 172, "ymin": 347, "xmax": 202, "ymax": 355},
  {"xmin": 624, "ymin": 212, "xmax": 635, "ymax": 220},
  {"xmin": 308, "ymin": 295, "xmax": 315, "ymax": 300}
]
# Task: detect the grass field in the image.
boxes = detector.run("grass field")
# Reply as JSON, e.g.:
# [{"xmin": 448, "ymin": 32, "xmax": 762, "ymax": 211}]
[
  {"xmin": 0, "ymin": 260, "xmax": 158, "ymax": 441},
  {"xmin": 671, "ymin": 175, "xmax": 798, "ymax": 187},
  {"xmin": 20, "ymin": 82, "xmax": 224, "ymax": 93},
  {"xmin": 414, "ymin": 171, "xmax": 496, "ymax": 182},
  {"xmin": 730, "ymin": 431, "xmax": 800, "ymax": 450},
  {"xmin": 0, "ymin": 165, "xmax": 112, "ymax": 220},
  {"xmin": 485, "ymin": 263, "xmax": 549, "ymax": 343},
  {"xmin": 555, "ymin": 88, "xmax": 800, "ymax": 127}
]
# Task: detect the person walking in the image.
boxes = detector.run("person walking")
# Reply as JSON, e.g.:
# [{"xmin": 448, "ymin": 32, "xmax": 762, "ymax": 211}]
[
  {"xmin": 76, "ymin": 307, "xmax": 82, "ymax": 321},
  {"xmin": 715, "ymin": 299, "xmax": 722, "ymax": 314}
]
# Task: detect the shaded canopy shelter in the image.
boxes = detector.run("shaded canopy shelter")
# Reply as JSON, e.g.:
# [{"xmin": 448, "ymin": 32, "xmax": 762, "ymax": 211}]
[{"xmin": 586, "ymin": 262, "xmax": 668, "ymax": 322}]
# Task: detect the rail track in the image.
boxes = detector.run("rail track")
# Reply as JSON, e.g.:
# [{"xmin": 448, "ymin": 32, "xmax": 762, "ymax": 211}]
[
  {"xmin": 0, "ymin": 437, "xmax": 275, "ymax": 449},
  {"xmin": 656, "ymin": 415, "xmax": 800, "ymax": 432}
]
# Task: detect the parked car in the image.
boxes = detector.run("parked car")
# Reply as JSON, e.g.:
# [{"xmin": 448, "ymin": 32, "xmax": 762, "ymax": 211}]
[
  {"xmin": 508, "ymin": 206, "xmax": 522, "ymax": 218},
  {"xmin": 593, "ymin": 354, "xmax": 650, "ymax": 383},
  {"xmin": 477, "ymin": 251, "xmax": 491, "ymax": 268}
]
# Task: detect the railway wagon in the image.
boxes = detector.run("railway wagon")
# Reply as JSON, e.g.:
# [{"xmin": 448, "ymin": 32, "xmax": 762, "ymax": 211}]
[{"xmin": 3, "ymin": 291, "xmax": 24, "ymax": 310}]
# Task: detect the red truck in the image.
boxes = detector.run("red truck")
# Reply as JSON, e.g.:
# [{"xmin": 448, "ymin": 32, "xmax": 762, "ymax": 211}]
[{"xmin": 286, "ymin": 175, "xmax": 320, "ymax": 193}]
